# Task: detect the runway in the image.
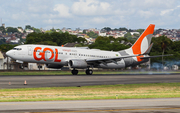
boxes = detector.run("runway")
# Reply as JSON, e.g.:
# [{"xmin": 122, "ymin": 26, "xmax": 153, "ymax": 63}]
[
  {"xmin": 0, "ymin": 98, "xmax": 180, "ymax": 113},
  {"xmin": 1, "ymin": 73, "xmax": 180, "ymax": 113},
  {"xmin": 0, "ymin": 73, "xmax": 180, "ymax": 89}
]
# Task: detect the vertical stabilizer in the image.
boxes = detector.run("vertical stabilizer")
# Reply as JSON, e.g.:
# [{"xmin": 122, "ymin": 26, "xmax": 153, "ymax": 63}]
[{"xmin": 131, "ymin": 24, "xmax": 155, "ymax": 55}]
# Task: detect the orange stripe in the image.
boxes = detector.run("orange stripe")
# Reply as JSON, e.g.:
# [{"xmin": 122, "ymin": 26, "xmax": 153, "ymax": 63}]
[{"xmin": 136, "ymin": 55, "xmax": 144, "ymax": 62}]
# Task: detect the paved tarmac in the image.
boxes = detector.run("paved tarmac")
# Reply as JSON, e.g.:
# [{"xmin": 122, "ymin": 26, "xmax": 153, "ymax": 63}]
[
  {"xmin": 0, "ymin": 98, "xmax": 180, "ymax": 113},
  {"xmin": 1, "ymin": 73, "xmax": 180, "ymax": 112},
  {"xmin": 0, "ymin": 73, "xmax": 180, "ymax": 89}
]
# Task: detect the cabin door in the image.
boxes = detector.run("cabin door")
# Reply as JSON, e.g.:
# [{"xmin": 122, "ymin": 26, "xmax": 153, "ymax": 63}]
[{"xmin": 27, "ymin": 46, "xmax": 32, "ymax": 56}]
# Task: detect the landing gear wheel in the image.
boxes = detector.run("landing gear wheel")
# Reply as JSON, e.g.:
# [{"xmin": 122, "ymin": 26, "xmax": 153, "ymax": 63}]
[
  {"xmin": 86, "ymin": 69, "xmax": 93, "ymax": 75},
  {"xmin": 71, "ymin": 69, "xmax": 78, "ymax": 75},
  {"xmin": 19, "ymin": 64, "xmax": 24, "ymax": 69}
]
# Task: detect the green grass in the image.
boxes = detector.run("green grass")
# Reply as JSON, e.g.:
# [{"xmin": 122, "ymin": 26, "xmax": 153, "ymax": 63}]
[
  {"xmin": 1, "ymin": 83, "xmax": 180, "ymax": 102},
  {"xmin": 0, "ymin": 71, "xmax": 71, "ymax": 75},
  {"xmin": 0, "ymin": 70, "xmax": 179, "ymax": 75}
]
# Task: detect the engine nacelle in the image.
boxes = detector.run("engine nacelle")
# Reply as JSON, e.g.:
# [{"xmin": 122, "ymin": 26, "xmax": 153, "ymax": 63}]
[
  {"xmin": 46, "ymin": 64, "xmax": 63, "ymax": 69},
  {"xmin": 69, "ymin": 59, "xmax": 88, "ymax": 68}
]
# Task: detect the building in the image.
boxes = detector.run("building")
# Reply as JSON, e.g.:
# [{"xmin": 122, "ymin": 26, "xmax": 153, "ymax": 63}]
[
  {"xmin": 130, "ymin": 32, "xmax": 140, "ymax": 35},
  {"xmin": 2, "ymin": 23, "xmax": 5, "ymax": 28},
  {"xmin": 0, "ymin": 51, "xmax": 4, "ymax": 69},
  {"xmin": 17, "ymin": 28, "xmax": 24, "ymax": 33},
  {"xmin": 25, "ymin": 29, "xmax": 34, "ymax": 34}
]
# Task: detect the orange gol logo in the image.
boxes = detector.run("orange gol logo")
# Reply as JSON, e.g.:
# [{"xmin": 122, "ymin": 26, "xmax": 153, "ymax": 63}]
[{"xmin": 33, "ymin": 47, "xmax": 61, "ymax": 62}]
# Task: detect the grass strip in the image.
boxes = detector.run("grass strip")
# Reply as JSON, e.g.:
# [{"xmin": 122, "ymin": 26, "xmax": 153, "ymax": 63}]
[
  {"xmin": 0, "ymin": 70, "xmax": 179, "ymax": 75},
  {"xmin": 1, "ymin": 83, "xmax": 180, "ymax": 102}
]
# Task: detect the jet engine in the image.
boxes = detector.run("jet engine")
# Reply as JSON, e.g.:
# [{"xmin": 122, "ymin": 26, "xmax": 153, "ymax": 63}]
[
  {"xmin": 46, "ymin": 64, "xmax": 63, "ymax": 69},
  {"xmin": 69, "ymin": 59, "xmax": 88, "ymax": 68}
]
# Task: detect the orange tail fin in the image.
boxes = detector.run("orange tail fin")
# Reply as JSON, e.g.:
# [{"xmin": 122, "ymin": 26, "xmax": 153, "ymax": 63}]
[{"xmin": 132, "ymin": 24, "xmax": 155, "ymax": 55}]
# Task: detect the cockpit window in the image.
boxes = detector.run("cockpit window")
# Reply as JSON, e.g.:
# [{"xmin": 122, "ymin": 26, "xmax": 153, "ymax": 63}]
[{"xmin": 13, "ymin": 48, "xmax": 22, "ymax": 50}]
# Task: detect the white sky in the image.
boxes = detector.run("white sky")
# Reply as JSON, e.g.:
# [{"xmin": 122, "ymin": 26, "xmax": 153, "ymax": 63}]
[{"xmin": 0, "ymin": 0, "xmax": 180, "ymax": 30}]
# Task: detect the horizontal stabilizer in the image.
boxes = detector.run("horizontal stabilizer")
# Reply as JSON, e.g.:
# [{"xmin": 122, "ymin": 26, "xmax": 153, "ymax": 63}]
[{"xmin": 140, "ymin": 54, "xmax": 173, "ymax": 59}]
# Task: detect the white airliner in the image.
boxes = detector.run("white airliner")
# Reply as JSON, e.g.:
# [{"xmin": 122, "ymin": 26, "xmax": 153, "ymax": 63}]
[{"xmin": 6, "ymin": 24, "xmax": 170, "ymax": 75}]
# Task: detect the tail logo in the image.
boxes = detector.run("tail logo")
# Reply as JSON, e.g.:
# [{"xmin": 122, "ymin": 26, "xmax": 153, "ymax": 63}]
[{"xmin": 132, "ymin": 24, "xmax": 155, "ymax": 61}]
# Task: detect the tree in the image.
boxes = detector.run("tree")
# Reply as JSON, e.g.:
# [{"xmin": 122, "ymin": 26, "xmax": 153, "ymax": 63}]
[
  {"xmin": 33, "ymin": 28, "xmax": 41, "ymax": 33},
  {"xmin": 38, "ymin": 41, "xmax": 57, "ymax": 46},
  {"xmin": 18, "ymin": 27, "xmax": 23, "ymax": 30},
  {"xmin": 0, "ymin": 38, "xmax": 6, "ymax": 45},
  {"xmin": 87, "ymin": 31, "xmax": 98, "ymax": 38},
  {"xmin": 136, "ymin": 29, "xmax": 144, "ymax": 34},
  {"xmin": 150, "ymin": 36, "xmax": 173, "ymax": 63},
  {"xmin": 119, "ymin": 27, "xmax": 128, "ymax": 31},
  {"xmin": 0, "ymin": 26, "xmax": 5, "ymax": 33},
  {"xmin": 113, "ymin": 28, "xmax": 119, "ymax": 31},
  {"xmin": 159, "ymin": 36, "xmax": 172, "ymax": 66},
  {"xmin": 133, "ymin": 33, "xmax": 140, "ymax": 38},
  {"xmin": 116, "ymin": 37, "xmax": 128, "ymax": 42},
  {"xmin": 25, "ymin": 36, "xmax": 36, "ymax": 44},
  {"xmin": 25, "ymin": 25, "xmax": 33, "ymax": 30},
  {"xmin": 50, "ymin": 28, "xmax": 56, "ymax": 32},
  {"xmin": 89, "ymin": 36, "xmax": 129, "ymax": 51},
  {"xmin": 124, "ymin": 32, "xmax": 132, "ymax": 40},
  {"xmin": 58, "ymin": 30, "xmax": 63, "ymax": 34},
  {"xmin": 172, "ymin": 41, "xmax": 180, "ymax": 52},
  {"xmin": 0, "ymin": 44, "xmax": 17, "ymax": 52},
  {"xmin": 6, "ymin": 27, "xmax": 19, "ymax": 33},
  {"xmin": 83, "ymin": 30, "xmax": 86, "ymax": 34},
  {"xmin": 25, "ymin": 31, "xmax": 87, "ymax": 46},
  {"xmin": 102, "ymin": 27, "xmax": 111, "ymax": 32}
]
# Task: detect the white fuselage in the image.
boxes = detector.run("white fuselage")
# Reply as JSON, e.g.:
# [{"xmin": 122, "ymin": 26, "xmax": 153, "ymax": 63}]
[{"xmin": 6, "ymin": 44, "xmax": 133, "ymax": 69}]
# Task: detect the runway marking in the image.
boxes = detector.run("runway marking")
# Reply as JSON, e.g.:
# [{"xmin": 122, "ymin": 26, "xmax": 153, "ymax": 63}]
[{"xmin": 31, "ymin": 107, "xmax": 180, "ymax": 113}]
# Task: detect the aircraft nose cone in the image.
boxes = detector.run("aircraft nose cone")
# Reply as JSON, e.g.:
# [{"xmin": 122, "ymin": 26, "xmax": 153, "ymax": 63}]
[{"xmin": 6, "ymin": 50, "xmax": 12, "ymax": 57}]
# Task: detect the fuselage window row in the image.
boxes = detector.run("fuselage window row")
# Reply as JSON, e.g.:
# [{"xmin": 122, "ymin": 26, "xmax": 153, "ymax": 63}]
[{"xmin": 33, "ymin": 50, "xmax": 112, "ymax": 58}]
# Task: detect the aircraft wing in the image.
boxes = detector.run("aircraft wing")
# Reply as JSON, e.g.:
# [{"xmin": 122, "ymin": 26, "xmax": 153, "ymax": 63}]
[
  {"xmin": 86, "ymin": 53, "xmax": 173, "ymax": 65},
  {"xmin": 86, "ymin": 54, "xmax": 139, "ymax": 64}
]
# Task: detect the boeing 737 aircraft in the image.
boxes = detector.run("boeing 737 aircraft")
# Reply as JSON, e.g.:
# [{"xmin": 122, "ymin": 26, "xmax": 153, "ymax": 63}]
[{"xmin": 6, "ymin": 24, "xmax": 169, "ymax": 75}]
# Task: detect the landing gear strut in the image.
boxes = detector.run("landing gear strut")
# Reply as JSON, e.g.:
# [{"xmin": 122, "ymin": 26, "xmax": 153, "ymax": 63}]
[
  {"xmin": 86, "ymin": 69, "xmax": 93, "ymax": 75},
  {"xmin": 71, "ymin": 68, "xmax": 78, "ymax": 75}
]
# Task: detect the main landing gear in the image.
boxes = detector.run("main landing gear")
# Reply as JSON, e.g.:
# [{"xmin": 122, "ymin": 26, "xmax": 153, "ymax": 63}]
[
  {"xmin": 86, "ymin": 69, "xmax": 93, "ymax": 75},
  {"xmin": 71, "ymin": 68, "xmax": 78, "ymax": 75},
  {"xmin": 71, "ymin": 68, "xmax": 93, "ymax": 75}
]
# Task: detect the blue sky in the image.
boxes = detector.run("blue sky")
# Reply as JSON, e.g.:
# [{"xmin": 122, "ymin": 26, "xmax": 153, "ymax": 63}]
[{"xmin": 1, "ymin": 0, "xmax": 180, "ymax": 30}]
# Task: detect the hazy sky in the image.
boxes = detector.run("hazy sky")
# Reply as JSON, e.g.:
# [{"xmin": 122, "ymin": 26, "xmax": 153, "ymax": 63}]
[{"xmin": 1, "ymin": 0, "xmax": 180, "ymax": 30}]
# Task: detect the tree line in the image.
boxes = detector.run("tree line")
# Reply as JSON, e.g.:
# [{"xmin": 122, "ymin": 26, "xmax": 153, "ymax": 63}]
[
  {"xmin": 25, "ymin": 32, "xmax": 86, "ymax": 46},
  {"xmin": 88, "ymin": 36, "xmax": 129, "ymax": 51}
]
